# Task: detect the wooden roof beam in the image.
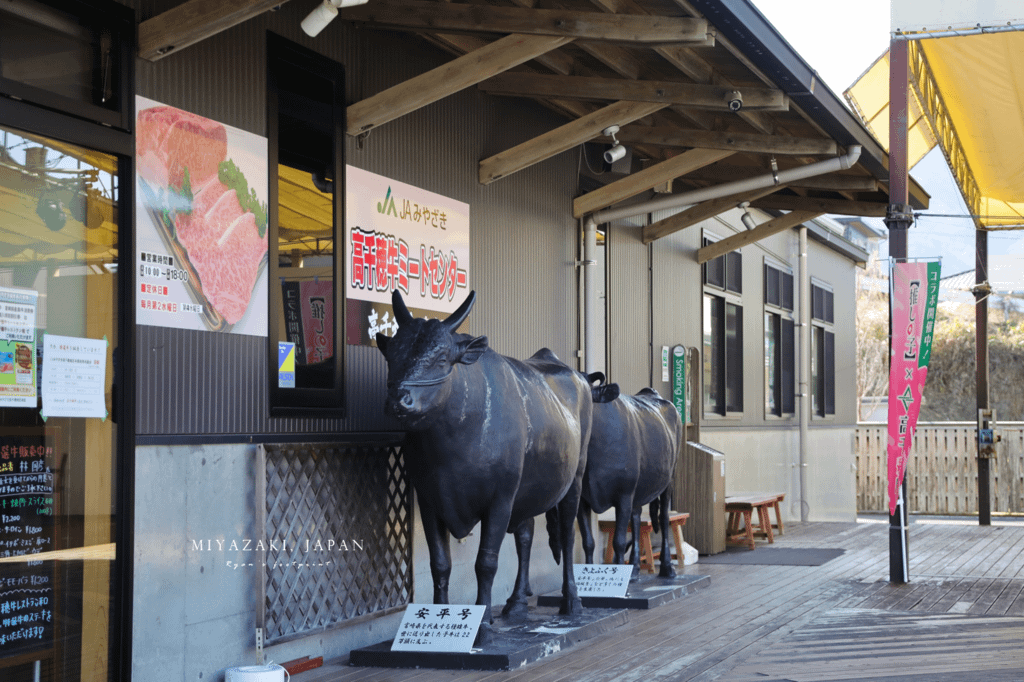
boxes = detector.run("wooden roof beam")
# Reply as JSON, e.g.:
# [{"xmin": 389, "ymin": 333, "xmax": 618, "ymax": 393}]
[
  {"xmin": 140, "ymin": 0, "xmax": 289, "ymax": 61},
  {"xmin": 611, "ymin": 126, "xmax": 836, "ymax": 156},
  {"xmin": 480, "ymin": 73, "xmax": 789, "ymax": 112},
  {"xmin": 641, "ymin": 185, "xmax": 782, "ymax": 243},
  {"xmin": 696, "ymin": 211, "xmax": 822, "ymax": 263},
  {"xmin": 574, "ymin": 149, "xmax": 734, "ymax": 218},
  {"xmin": 343, "ymin": 0, "xmax": 709, "ymax": 45},
  {"xmin": 479, "ymin": 100, "xmax": 667, "ymax": 184},
  {"xmin": 750, "ymin": 194, "xmax": 889, "ymax": 217},
  {"xmin": 347, "ymin": 34, "xmax": 572, "ymax": 135}
]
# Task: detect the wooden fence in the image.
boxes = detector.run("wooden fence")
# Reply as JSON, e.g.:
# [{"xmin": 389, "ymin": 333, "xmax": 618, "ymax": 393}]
[{"xmin": 855, "ymin": 423, "xmax": 1024, "ymax": 515}]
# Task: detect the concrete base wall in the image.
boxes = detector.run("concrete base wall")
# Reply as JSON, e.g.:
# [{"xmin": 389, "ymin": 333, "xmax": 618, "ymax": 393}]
[
  {"xmin": 699, "ymin": 427, "xmax": 856, "ymax": 523},
  {"xmin": 132, "ymin": 443, "xmax": 568, "ymax": 680}
]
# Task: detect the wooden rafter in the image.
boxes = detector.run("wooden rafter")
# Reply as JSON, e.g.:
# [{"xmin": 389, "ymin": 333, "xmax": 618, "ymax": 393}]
[
  {"xmin": 610, "ymin": 126, "xmax": 836, "ymax": 156},
  {"xmin": 573, "ymin": 149, "xmax": 734, "ymax": 218},
  {"xmin": 139, "ymin": 0, "xmax": 288, "ymax": 61},
  {"xmin": 347, "ymin": 34, "xmax": 573, "ymax": 135},
  {"xmin": 343, "ymin": 0, "xmax": 709, "ymax": 45},
  {"xmin": 479, "ymin": 73, "xmax": 789, "ymax": 111},
  {"xmin": 696, "ymin": 211, "xmax": 822, "ymax": 263},
  {"xmin": 479, "ymin": 100, "xmax": 667, "ymax": 184},
  {"xmin": 641, "ymin": 185, "xmax": 783, "ymax": 243},
  {"xmin": 750, "ymin": 194, "xmax": 889, "ymax": 217}
]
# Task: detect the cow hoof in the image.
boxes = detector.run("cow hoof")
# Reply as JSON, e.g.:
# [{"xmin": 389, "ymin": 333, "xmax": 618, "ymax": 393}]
[
  {"xmin": 659, "ymin": 566, "xmax": 677, "ymax": 579},
  {"xmin": 559, "ymin": 596, "xmax": 583, "ymax": 618},
  {"xmin": 474, "ymin": 622, "xmax": 494, "ymax": 648},
  {"xmin": 629, "ymin": 565, "xmax": 642, "ymax": 582},
  {"xmin": 501, "ymin": 599, "xmax": 530, "ymax": 621}
]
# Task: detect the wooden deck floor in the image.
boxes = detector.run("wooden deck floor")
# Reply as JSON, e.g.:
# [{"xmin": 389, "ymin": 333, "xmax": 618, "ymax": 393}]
[{"xmin": 303, "ymin": 518, "xmax": 1024, "ymax": 682}]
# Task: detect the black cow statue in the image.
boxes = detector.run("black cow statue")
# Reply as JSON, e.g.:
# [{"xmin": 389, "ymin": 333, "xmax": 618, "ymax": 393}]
[
  {"xmin": 375, "ymin": 290, "xmax": 592, "ymax": 638},
  {"xmin": 577, "ymin": 374, "xmax": 683, "ymax": 579}
]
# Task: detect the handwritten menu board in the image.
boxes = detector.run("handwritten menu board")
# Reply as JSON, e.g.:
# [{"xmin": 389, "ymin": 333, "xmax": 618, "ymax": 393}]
[{"xmin": 0, "ymin": 432, "xmax": 55, "ymax": 657}]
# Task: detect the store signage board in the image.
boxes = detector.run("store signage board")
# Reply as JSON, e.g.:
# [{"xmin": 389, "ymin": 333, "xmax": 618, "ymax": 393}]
[
  {"xmin": 40, "ymin": 335, "xmax": 107, "ymax": 420},
  {"xmin": 0, "ymin": 287, "xmax": 38, "ymax": 408},
  {"xmin": 391, "ymin": 604, "xmax": 486, "ymax": 653},
  {"xmin": 573, "ymin": 564, "xmax": 633, "ymax": 597},
  {"xmin": 346, "ymin": 167, "xmax": 470, "ymax": 346},
  {"xmin": 670, "ymin": 345, "xmax": 687, "ymax": 423},
  {"xmin": 278, "ymin": 342, "xmax": 295, "ymax": 388},
  {"xmin": 135, "ymin": 96, "xmax": 268, "ymax": 336}
]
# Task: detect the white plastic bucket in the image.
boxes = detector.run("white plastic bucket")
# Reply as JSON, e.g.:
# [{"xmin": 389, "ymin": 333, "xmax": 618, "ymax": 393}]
[{"xmin": 224, "ymin": 664, "xmax": 290, "ymax": 682}]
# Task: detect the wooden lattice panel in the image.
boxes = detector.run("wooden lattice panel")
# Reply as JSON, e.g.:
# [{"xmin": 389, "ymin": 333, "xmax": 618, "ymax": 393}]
[{"xmin": 258, "ymin": 442, "xmax": 412, "ymax": 643}]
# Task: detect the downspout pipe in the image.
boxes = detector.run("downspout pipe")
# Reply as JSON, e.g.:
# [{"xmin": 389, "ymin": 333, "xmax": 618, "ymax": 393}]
[
  {"xmin": 583, "ymin": 219, "xmax": 598, "ymax": 375},
  {"xmin": 588, "ymin": 146, "xmax": 861, "ymax": 226},
  {"xmin": 799, "ymin": 225, "xmax": 809, "ymax": 523}
]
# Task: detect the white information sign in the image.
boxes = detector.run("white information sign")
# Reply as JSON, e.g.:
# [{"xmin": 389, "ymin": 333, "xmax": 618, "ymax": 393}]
[
  {"xmin": 41, "ymin": 334, "xmax": 108, "ymax": 419},
  {"xmin": 661, "ymin": 346, "xmax": 670, "ymax": 382},
  {"xmin": 0, "ymin": 287, "xmax": 38, "ymax": 407},
  {"xmin": 573, "ymin": 564, "xmax": 633, "ymax": 598},
  {"xmin": 391, "ymin": 604, "xmax": 486, "ymax": 653}
]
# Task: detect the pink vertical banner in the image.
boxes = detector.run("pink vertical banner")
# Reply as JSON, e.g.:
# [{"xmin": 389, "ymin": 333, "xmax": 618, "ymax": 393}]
[
  {"xmin": 887, "ymin": 260, "xmax": 941, "ymax": 515},
  {"xmin": 299, "ymin": 280, "xmax": 334, "ymax": 364}
]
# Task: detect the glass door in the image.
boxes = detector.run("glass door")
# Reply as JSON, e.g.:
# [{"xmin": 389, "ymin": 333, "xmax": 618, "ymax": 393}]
[{"xmin": 0, "ymin": 123, "xmax": 120, "ymax": 681}]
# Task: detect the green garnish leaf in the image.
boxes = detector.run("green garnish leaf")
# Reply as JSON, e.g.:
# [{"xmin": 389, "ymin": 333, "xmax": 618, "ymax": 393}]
[{"xmin": 218, "ymin": 159, "xmax": 268, "ymax": 238}]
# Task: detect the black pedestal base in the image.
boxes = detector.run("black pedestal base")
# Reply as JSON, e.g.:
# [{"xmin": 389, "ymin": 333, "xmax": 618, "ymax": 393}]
[
  {"xmin": 348, "ymin": 605, "xmax": 628, "ymax": 671},
  {"xmin": 536, "ymin": 573, "xmax": 710, "ymax": 609}
]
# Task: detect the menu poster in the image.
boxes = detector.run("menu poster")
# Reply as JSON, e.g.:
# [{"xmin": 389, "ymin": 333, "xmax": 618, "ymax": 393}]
[
  {"xmin": 41, "ymin": 335, "xmax": 108, "ymax": 420},
  {"xmin": 0, "ymin": 287, "xmax": 38, "ymax": 408},
  {"xmin": 0, "ymin": 432, "xmax": 55, "ymax": 658}
]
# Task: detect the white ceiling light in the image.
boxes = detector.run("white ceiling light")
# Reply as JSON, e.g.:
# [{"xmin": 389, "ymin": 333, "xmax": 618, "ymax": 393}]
[{"xmin": 301, "ymin": 0, "xmax": 370, "ymax": 37}]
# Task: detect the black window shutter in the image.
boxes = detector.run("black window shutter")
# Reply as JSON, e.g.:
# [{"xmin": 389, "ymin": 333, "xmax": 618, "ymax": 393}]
[
  {"xmin": 782, "ymin": 317, "xmax": 795, "ymax": 414},
  {"xmin": 782, "ymin": 272, "xmax": 794, "ymax": 311},
  {"xmin": 824, "ymin": 330, "xmax": 835, "ymax": 415}
]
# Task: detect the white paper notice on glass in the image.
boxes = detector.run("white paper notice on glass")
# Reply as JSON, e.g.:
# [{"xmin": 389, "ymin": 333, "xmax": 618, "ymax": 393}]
[
  {"xmin": 390, "ymin": 604, "xmax": 486, "ymax": 653},
  {"xmin": 574, "ymin": 564, "xmax": 633, "ymax": 598},
  {"xmin": 41, "ymin": 334, "xmax": 108, "ymax": 419}
]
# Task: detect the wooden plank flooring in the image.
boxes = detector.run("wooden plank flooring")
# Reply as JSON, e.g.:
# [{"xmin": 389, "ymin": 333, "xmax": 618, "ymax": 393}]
[{"xmin": 301, "ymin": 518, "xmax": 1024, "ymax": 682}]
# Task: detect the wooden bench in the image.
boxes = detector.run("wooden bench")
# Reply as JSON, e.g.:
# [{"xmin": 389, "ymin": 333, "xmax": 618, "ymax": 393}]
[
  {"xmin": 725, "ymin": 494, "xmax": 782, "ymax": 550},
  {"xmin": 728, "ymin": 491, "xmax": 785, "ymax": 536},
  {"xmin": 598, "ymin": 510, "xmax": 690, "ymax": 572}
]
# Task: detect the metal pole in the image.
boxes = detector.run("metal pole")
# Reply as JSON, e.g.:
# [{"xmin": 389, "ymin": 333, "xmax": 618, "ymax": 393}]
[
  {"xmin": 976, "ymin": 227, "xmax": 991, "ymax": 526},
  {"xmin": 886, "ymin": 38, "xmax": 912, "ymax": 584},
  {"xmin": 798, "ymin": 226, "xmax": 809, "ymax": 523}
]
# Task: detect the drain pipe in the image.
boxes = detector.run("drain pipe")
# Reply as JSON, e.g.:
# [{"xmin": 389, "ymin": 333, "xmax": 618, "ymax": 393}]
[
  {"xmin": 580, "ymin": 146, "xmax": 861, "ymax": 382},
  {"xmin": 799, "ymin": 225, "xmax": 810, "ymax": 522}
]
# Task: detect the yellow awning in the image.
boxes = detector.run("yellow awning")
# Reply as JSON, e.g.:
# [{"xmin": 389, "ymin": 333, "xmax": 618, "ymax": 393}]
[{"xmin": 845, "ymin": 31, "xmax": 1024, "ymax": 229}]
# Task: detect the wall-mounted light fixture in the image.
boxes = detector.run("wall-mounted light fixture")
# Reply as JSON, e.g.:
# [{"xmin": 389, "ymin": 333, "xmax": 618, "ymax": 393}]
[
  {"xmin": 601, "ymin": 125, "xmax": 627, "ymax": 165},
  {"xmin": 301, "ymin": 0, "xmax": 370, "ymax": 37}
]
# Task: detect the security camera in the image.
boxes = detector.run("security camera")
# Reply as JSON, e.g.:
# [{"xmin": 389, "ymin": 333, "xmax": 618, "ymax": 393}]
[
  {"xmin": 725, "ymin": 90, "xmax": 743, "ymax": 112},
  {"xmin": 301, "ymin": 0, "xmax": 369, "ymax": 37},
  {"xmin": 603, "ymin": 144, "xmax": 627, "ymax": 165}
]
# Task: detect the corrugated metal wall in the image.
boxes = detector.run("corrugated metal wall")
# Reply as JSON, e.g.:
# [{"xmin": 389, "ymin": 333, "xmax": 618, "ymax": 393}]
[
  {"xmin": 132, "ymin": 1, "xmax": 579, "ymax": 436},
  {"xmin": 606, "ymin": 215, "xmax": 651, "ymax": 392}
]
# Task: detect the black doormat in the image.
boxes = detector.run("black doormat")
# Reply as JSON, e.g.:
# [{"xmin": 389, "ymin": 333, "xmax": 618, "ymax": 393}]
[{"xmin": 699, "ymin": 547, "xmax": 845, "ymax": 566}]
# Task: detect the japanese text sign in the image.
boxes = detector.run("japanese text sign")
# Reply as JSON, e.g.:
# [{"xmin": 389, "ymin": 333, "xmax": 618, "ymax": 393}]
[
  {"xmin": 887, "ymin": 260, "xmax": 941, "ymax": 515},
  {"xmin": 346, "ymin": 167, "xmax": 470, "ymax": 346},
  {"xmin": 391, "ymin": 604, "xmax": 486, "ymax": 653},
  {"xmin": 573, "ymin": 564, "xmax": 633, "ymax": 598}
]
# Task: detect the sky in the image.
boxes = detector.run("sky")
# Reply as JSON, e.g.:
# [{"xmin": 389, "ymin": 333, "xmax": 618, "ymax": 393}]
[{"xmin": 749, "ymin": 0, "xmax": 1024, "ymax": 277}]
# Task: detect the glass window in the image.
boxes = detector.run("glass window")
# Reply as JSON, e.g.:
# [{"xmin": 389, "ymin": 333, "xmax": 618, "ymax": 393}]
[
  {"xmin": 703, "ymin": 293, "xmax": 742, "ymax": 416},
  {"xmin": 0, "ymin": 124, "xmax": 121, "ymax": 681},
  {"xmin": 811, "ymin": 282, "xmax": 835, "ymax": 417},
  {"xmin": 267, "ymin": 35, "xmax": 345, "ymax": 414},
  {"xmin": 764, "ymin": 264, "xmax": 795, "ymax": 417}
]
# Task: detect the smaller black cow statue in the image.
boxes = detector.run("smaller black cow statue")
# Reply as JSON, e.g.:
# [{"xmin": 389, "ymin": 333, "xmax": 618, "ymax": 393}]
[
  {"xmin": 578, "ymin": 374, "xmax": 682, "ymax": 579},
  {"xmin": 375, "ymin": 290, "xmax": 592, "ymax": 640}
]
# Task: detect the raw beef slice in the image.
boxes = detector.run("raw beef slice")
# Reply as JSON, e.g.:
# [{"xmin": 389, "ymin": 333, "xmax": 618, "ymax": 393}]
[
  {"xmin": 137, "ymin": 106, "xmax": 228, "ymax": 189},
  {"xmin": 177, "ymin": 177, "xmax": 267, "ymax": 325}
]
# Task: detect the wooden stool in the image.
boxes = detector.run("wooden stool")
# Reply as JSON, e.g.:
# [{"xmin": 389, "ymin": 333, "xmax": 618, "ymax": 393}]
[
  {"xmin": 725, "ymin": 495, "xmax": 778, "ymax": 550},
  {"xmin": 728, "ymin": 492, "xmax": 786, "ymax": 535},
  {"xmin": 598, "ymin": 510, "xmax": 690, "ymax": 572}
]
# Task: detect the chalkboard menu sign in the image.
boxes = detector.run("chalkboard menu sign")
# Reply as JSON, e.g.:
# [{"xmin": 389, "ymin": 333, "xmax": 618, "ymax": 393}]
[{"xmin": 0, "ymin": 432, "xmax": 55, "ymax": 658}]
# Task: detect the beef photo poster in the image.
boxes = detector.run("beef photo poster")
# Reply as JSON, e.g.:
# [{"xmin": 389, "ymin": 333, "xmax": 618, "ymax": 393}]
[
  {"xmin": 135, "ymin": 96, "xmax": 268, "ymax": 336},
  {"xmin": 346, "ymin": 167, "xmax": 470, "ymax": 346}
]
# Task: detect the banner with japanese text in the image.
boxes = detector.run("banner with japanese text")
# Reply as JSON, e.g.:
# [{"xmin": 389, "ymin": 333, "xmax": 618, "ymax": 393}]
[
  {"xmin": 887, "ymin": 259, "xmax": 941, "ymax": 515},
  {"xmin": 346, "ymin": 167, "xmax": 470, "ymax": 345}
]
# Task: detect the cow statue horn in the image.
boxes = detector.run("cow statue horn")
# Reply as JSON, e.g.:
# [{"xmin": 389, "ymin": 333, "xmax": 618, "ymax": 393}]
[
  {"xmin": 442, "ymin": 291, "xmax": 476, "ymax": 332},
  {"xmin": 391, "ymin": 290, "xmax": 414, "ymax": 325}
]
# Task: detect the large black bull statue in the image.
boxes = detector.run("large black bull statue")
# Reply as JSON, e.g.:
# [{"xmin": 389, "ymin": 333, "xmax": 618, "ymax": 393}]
[
  {"xmin": 375, "ymin": 290, "xmax": 592, "ymax": 632},
  {"xmin": 578, "ymin": 375, "xmax": 683, "ymax": 579}
]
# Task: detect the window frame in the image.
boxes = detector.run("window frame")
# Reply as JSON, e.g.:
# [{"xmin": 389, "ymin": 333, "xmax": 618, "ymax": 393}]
[
  {"xmin": 810, "ymin": 279, "xmax": 836, "ymax": 418},
  {"xmin": 266, "ymin": 33, "xmax": 347, "ymax": 417},
  {"xmin": 764, "ymin": 261, "xmax": 795, "ymax": 419},
  {"xmin": 702, "ymin": 232, "xmax": 743, "ymax": 418}
]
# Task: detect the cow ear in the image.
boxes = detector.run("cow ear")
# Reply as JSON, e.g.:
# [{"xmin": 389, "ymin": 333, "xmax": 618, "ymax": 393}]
[
  {"xmin": 587, "ymin": 371, "xmax": 605, "ymax": 386},
  {"xmin": 454, "ymin": 335, "xmax": 488, "ymax": 365},
  {"xmin": 375, "ymin": 333, "xmax": 389, "ymax": 355},
  {"xmin": 593, "ymin": 383, "xmax": 620, "ymax": 403}
]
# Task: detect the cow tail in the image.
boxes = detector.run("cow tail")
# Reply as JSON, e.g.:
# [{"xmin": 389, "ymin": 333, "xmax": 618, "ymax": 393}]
[
  {"xmin": 650, "ymin": 496, "xmax": 663, "ymax": 534},
  {"xmin": 545, "ymin": 508, "xmax": 561, "ymax": 564}
]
